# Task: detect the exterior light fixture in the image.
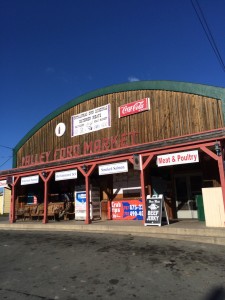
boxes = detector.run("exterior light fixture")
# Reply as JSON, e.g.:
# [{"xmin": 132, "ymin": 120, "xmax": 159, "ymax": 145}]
[
  {"xmin": 6, "ymin": 176, "xmax": 13, "ymax": 185},
  {"xmin": 215, "ymin": 141, "xmax": 221, "ymax": 156},
  {"xmin": 42, "ymin": 171, "xmax": 48, "ymax": 178},
  {"xmin": 81, "ymin": 164, "xmax": 88, "ymax": 173}
]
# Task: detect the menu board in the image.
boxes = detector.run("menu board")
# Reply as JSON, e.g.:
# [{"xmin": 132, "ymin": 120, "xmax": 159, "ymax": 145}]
[{"xmin": 145, "ymin": 195, "xmax": 168, "ymax": 226}]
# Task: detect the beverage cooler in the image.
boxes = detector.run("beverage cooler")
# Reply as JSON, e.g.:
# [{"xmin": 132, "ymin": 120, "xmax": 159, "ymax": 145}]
[{"xmin": 74, "ymin": 186, "xmax": 101, "ymax": 221}]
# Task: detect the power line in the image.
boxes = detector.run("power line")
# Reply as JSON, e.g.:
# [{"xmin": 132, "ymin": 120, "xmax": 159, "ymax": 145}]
[
  {"xmin": 0, "ymin": 156, "xmax": 12, "ymax": 169},
  {"xmin": 0, "ymin": 145, "xmax": 13, "ymax": 170},
  {"xmin": 191, "ymin": 0, "xmax": 225, "ymax": 72},
  {"xmin": 0, "ymin": 144, "xmax": 13, "ymax": 150}
]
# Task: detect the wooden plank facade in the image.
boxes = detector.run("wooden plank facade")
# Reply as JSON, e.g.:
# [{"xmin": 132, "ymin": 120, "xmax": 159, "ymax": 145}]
[
  {"xmin": 15, "ymin": 89, "xmax": 223, "ymax": 167},
  {"xmin": 1, "ymin": 81, "xmax": 225, "ymax": 226}
]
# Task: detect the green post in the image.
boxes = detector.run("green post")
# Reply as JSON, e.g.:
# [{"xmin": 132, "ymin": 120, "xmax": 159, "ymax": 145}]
[{"xmin": 195, "ymin": 195, "xmax": 205, "ymax": 221}]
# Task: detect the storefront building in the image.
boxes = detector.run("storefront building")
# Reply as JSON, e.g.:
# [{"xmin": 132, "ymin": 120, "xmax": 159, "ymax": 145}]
[{"xmin": 0, "ymin": 81, "xmax": 225, "ymax": 226}]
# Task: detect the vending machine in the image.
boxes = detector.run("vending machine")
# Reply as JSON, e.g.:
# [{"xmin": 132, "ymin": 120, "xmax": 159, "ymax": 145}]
[
  {"xmin": 74, "ymin": 185, "xmax": 101, "ymax": 221},
  {"xmin": 74, "ymin": 189, "xmax": 86, "ymax": 221}
]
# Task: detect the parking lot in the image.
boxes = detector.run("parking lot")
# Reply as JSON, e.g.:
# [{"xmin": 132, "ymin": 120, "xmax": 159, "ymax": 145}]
[{"xmin": 0, "ymin": 230, "xmax": 225, "ymax": 300}]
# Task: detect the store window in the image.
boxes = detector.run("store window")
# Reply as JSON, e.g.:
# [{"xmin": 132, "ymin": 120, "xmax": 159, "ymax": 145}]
[{"xmin": 113, "ymin": 170, "xmax": 141, "ymax": 199}]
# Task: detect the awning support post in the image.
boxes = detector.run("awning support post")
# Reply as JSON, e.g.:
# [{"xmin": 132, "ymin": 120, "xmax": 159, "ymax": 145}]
[{"xmin": 10, "ymin": 176, "xmax": 19, "ymax": 224}]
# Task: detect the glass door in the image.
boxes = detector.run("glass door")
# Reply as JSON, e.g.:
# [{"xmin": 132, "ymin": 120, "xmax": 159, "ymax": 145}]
[{"xmin": 175, "ymin": 174, "xmax": 202, "ymax": 219}]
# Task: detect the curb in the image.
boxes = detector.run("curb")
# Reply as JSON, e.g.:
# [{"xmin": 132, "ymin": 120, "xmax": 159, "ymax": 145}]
[{"xmin": 0, "ymin": 223, "xmax": 225, "ymax": 246}]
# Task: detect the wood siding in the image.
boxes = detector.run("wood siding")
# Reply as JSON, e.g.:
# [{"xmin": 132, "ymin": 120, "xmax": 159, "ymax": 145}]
[{"xmin": 16, "ymin": 90, "xmax": 223, "ymax": 167}]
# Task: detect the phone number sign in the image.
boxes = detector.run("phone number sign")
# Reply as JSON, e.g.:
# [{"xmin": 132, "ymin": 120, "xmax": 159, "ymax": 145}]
[{"xmin": 112, "ymin": 199, "xmax": 143, "ymax": 220}]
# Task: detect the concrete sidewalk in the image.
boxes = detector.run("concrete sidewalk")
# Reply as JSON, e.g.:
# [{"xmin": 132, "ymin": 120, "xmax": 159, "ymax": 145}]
[{"xmin": 0, "ymin": 216, "xmax": 225, "ymax": 245}]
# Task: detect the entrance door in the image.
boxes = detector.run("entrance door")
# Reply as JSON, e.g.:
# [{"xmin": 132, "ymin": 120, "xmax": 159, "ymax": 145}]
[{"xmin": 175, "ymin": 174, "xmax": 202, "ymax": 219}]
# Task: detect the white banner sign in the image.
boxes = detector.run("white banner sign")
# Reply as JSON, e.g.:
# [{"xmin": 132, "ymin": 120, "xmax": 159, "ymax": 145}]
[
  {"xmin": 71, "ymin": 104, "xmax": 111, "ymax": 137},
  {"xmin": 21, "ymin": 175, "xmax": 39, "ymax": 185},
  {"xmin": 0, "ymin": 180, "xmax": 8, "ymax": 188},
  {"xmin": 55, "ymin": 169, "xmax": 77, "ymax": 181},
  {"xmin": 99, "ymin": 161, "xmax": 128, "ymax": 175},
  {"xmin": 157, "ymin": 150, "xmax": 199, "ymax": 167}
]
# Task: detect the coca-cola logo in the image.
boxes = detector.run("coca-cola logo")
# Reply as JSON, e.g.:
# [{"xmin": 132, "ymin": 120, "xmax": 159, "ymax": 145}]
[
  {"xmin": 119, "ymin": 98, "xmax": 150, "ymax": 117},
  {"xmin": 121, "ymin": 101, "xmax": 145, "ymax": 114}
]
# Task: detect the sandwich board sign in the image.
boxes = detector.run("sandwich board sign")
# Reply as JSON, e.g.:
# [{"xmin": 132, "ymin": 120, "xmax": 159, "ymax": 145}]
[{"xmin": 145, "ymin": 194, "xmax": 169, "ymax": 226}]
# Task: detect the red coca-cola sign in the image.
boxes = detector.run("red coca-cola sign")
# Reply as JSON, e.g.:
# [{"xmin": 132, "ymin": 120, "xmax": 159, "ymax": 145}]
[{"xmin": 118, "ymin": 97, "xmax": 150, "ymax": 118}]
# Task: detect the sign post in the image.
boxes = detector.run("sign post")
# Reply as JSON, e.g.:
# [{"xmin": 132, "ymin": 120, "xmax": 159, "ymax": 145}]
[{"xmin": 145, "ymin": 194, "xmax": 169, "ymax": 226}]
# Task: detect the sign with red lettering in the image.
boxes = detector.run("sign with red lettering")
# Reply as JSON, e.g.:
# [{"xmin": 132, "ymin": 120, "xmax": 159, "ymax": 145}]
[
  {"xmin": 118, "ymin": 98, "xmax": 150, "ymax": 118},
  {"xmin": 20, "ymin": 131, "xmax": 139, "ymax": 167},
  {"xmin": 157, "ymin": 150, "xmax": 199, "ymax": 167}
]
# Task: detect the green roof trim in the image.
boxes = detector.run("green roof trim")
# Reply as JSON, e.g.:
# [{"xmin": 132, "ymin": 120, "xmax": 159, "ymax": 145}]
[{"xmin": 13, "ymin": 80, "xmax": 225, "ymax": 162}]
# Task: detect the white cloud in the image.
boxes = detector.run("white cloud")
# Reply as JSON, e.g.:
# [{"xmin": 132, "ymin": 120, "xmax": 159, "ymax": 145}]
[{"xmin": 128, "ymin": 76, "xmax": 140, "ymax": 82}]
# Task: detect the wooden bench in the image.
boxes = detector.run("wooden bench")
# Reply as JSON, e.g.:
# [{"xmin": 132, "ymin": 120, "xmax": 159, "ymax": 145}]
[
  {"xmin": 15, "ymin": 207, "xmax": 25, "ymax": 221},
  {"xmin": 24, "ymin": 205, "xmax": 31, "ymax": 220},
  {"xmin": 29, "ymin": 202, "xmax": 65, "ymax": 221},
  {"xmin": 47, "ymin": 202, "xmax": 64, "ymax": 220},
  {"xmin": 15, "ymin": 204, "xmax": 38, "ymax": 221},
  {"xmin": 36, "ymin": 203, "xmax": 44, "ymax": 220},
  {"xmin": 30, "ymin": 204, "xmax": 39, "ymax": 220},
  {"xmin": 26, "ymin": 202, "xmax": 64, "ymax": 221},
  {"xmin": 15, "ymin": 202, "xmax": 74, "ymax": 221}
]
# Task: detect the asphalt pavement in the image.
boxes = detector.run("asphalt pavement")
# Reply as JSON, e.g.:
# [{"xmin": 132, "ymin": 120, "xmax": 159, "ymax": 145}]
[{"xmin": 0, "ymin": 230, "xmax": 225, "ymax": 300}]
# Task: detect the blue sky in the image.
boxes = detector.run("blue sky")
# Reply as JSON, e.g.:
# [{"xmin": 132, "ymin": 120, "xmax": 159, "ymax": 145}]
[{"xmin": 0, "ymin": 0, "xmax": 224, "ymax": 171}]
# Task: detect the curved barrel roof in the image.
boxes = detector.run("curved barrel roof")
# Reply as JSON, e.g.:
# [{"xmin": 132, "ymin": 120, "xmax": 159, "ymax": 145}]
[{"xmin": 14, "ymin": 80, "xmax": 225, "ymax": 153}]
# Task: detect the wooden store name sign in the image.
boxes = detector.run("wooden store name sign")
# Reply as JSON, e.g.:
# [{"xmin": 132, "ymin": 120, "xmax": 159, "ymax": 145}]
[{"xmin": 20, "ymin": 131, "xmax": 139, "ymax": 167}]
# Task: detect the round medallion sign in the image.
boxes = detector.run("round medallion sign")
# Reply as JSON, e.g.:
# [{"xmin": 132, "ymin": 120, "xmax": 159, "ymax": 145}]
[{"xmin": 55, "ymin": 123, "xmax": 66, "ymax": 137}]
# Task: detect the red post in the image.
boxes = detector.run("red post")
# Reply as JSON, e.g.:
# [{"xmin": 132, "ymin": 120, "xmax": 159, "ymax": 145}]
[
  {"xmin": 78, "ymin": 164, "xmax": 96, "ymax": 225},
  {"xmin": 40, "ymin": 171, "xmax": 53, "ymax": 224},
  {"xmin": 140, "ymin": 168, "xmax": 146, "ymax": 225},
  {"xmin": 140, "ymin": 154, "xmax": 154, "ymax": 225},
  {"xmin": 10, "ymin": 184, "xmax": 16, "ymax": 223},
  {"xmin": 85, "ymin": 175, "xmax": 90, "ymax": 224},
  {"xmin": 217, "ymin": 155, "xmax": 225, "ymax": 218},
  {"xmin": 10, "ymin": 176, "xmax": 19, "ymax": 224},
  {"xmin": 107, "ymin": 200, "xmax": 111, "ymax": 220},
  {"xmin": 42, "ymin": 180, "xmax": 48, "ymax": 224}
]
